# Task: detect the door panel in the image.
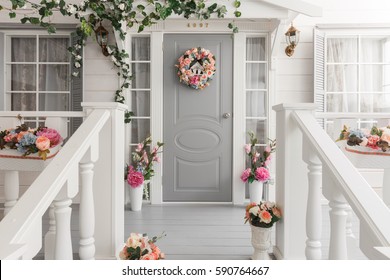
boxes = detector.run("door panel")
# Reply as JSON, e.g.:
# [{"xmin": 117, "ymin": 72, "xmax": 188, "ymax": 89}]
[{"xmin": 163, "ymin": 34, "xmax": 233, "ymax": 202}]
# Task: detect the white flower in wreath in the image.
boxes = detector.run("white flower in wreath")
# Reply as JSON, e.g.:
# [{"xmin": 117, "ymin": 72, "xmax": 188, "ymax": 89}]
[
  {"xmin": 74, "ymin": 62, "xmax": 81, "ymax": 68},
  {"xmin": 118, "ymin": 3, "xmax": 126, "ymax": 10},
  {"xmin": 66, "ymin": 4, "xmax": 77, "ymax": 14}
]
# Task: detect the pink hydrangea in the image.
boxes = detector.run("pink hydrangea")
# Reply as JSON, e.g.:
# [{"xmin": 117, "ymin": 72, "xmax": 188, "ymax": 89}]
[
  {"xmin": 240, "ymin": 168, "xmax": 251, "ymax": 182},
  {"xmin": 37, "ymin": 128, "xmax": 62, "ymax": 147},
  {"xmin": 255, "ymin": 167, "xmax": 270, "ymax": 182},
  {"xmin": 127, "ymin": 166, "xmax": 144, "ymax": 188}
]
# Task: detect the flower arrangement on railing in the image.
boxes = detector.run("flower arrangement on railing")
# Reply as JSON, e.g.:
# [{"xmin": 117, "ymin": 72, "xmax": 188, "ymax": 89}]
[
  {"xmin": 337, "ymin": 125, "xmax": 390, "ymax": 152},
  {"xmin": 125, "ymin": 136, "xmax": 163, "ymax": 199},
  {"xmin": 245, "ymin": 201, "xmax": 282, "ymax": 228},
  {"xmin": 240, "ymin": 131, "xmax": 276, "ymax": 184},
  {"xmin": 0, "ymin": 124, "xmax": 62, "ymax": 160},
  {"xmin": 119, "ymin": 232, "xmax": 166, "ymax": 260}
]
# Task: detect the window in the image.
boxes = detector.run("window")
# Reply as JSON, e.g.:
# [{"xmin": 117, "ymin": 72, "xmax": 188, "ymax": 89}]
[
  {"xmin": 315, "ymin": 28, "xmax": 390, "ymax": 133},
  {"xmin": 1, "ymin": 31, "xmax": 82, "ymax": 131}
]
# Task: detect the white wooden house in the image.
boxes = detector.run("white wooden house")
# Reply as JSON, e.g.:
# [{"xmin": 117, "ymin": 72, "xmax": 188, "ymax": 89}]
[{"xmin": 0, "ymin": 0, "xmax": 390, "ymax": 260}]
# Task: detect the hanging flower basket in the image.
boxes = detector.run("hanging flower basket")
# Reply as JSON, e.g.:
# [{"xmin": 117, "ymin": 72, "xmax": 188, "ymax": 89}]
[{"xmin": 175, "ymin": 47, "xmax": 216, "ymax": 90}]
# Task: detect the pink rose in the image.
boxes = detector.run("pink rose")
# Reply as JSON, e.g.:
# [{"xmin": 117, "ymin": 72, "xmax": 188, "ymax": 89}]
[
  {"xmin": 259, "ymin": 210, "xmax": 272, "ymax": 224},
  {"xmin": 35, "ymin": 136, "xmax": 51, "ymax": 151},
  {"xmin": 127, "ymin": 166, "xmax": 144, "ymax": 188},
  {"xmin": 265, "ymin": 146, "xmax": 271, "ymax": 153},
  {"xmin": 240, "ymin": 168, "xmax": 251, "ymax": 182},
  {"xmin": 141, "ymin": 254, "xmax": 153, "ymax": 260},
  {"xmin": 189, "ymin": 75, "xmax": 200, "ymax": 85},
  {"xmin": 37, "ymin": 128, "xmax": 62, "ymax": 147},
  {"xmin": 244, "ymin": 144, "xmax": 251, "ymax": 154},
  {"xmin": 367, "ymin": 135, "xmax": 380, "ymax": 149},
  {"xmin": 255, "ymin": 167, "xmax": 270, "ymax": 182}
]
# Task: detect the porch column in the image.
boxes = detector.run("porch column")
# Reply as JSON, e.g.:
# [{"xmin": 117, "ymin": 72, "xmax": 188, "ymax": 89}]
[
  {"xmin": 272, "ymin": 103, "xmax": 317, "ymax": 260},
  {"xmin": 82, "ymin": 102, "xmax": 126, "ymax": 259}
]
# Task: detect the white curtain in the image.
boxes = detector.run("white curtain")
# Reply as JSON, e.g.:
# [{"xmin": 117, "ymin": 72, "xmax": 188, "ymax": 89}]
[
  {"xmin": 11, "ymin": 37, "xmax": 69, "ymax": 112},
  {"xmin": 327, "ymin": 37, "xmax": 390, "ymax": 113}
]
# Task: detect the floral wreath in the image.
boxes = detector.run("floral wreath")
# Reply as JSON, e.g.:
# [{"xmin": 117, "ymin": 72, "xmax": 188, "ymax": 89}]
[{"xmin": 175, "ymin": 47, "xmax": 216, "ymax": 90}]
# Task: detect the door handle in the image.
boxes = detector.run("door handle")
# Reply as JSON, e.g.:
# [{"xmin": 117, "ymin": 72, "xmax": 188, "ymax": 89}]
[{"xmin": 223, "ymin": 113, "xmax": 231, "ymax": 119}]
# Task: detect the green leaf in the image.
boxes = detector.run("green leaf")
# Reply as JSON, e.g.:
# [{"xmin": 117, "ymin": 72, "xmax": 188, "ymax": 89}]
[
  {"xmin": 228, "ymin": 23, "xmax": 233, "ymax": 29},
  {"xmin": 234, "ymin": 1, "xmax": 241, "ymax": 8},
  {"xmin": 138, "ymin": 25, "xmax": 144, "ymax": 33},
  {"xmin": 0, "ymin": 5, "xmax": 3, "ymax": 11},
  {"xmin": 30, "ymin": 17, "xmax": 40, "ymax": 25},
  {"xmin": 234, "ymin": 11, "xmax": 242, "ymax": 18},
  {"xmin": 137, "ymin": 4, "xmax": 145, "ymax": 10},
  {"xmin": 9, "ymin": 12, "xmax": 16, "ymax": 19}
]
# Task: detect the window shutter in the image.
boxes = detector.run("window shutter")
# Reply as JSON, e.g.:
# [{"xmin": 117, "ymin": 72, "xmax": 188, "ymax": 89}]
[
  {"xmin": 314, "ymin": 28, "xmax": 326, "ymax": 127},
  {"xmin": 70, "ymin": 31, "xmax": 83, "ymax": 134}
]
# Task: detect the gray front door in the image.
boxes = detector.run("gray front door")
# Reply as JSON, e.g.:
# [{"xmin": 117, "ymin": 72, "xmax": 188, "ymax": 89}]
[{"xmin": 163, "ymin": 34, "xmax": 233, "ymax": 202}]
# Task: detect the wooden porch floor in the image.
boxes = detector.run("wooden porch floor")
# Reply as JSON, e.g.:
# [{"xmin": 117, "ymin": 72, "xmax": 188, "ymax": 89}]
[{"xmin": 1, "ymin": 203, "xmax": 367, "ymax": 260}]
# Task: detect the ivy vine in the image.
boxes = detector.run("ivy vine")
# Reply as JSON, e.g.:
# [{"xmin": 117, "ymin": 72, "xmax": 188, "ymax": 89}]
[{"xmin": 0, "ymin": 0, "xmax": 242, "ymax": 122}]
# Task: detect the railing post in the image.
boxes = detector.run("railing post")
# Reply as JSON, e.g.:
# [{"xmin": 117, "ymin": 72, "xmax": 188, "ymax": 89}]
[
  {"xmin": 323, "ymin": 166, "xmax": 348, "ymax": 259},
  {"xmin": 272, "ymin": 103, "xmax": 318, "ymax": 259},
  {"xmin": 302, "ymin": 139, "xmax": 323, "ymax": 260},
  {"xmin": 44, "ymin": 203, "xmax": 56, "ymax": 259},
  {"xmin": 82, "ymin": 102, "xmax": 126, "ymax": 259},
  {"xmin": 79, "ymin": 142, "xmax": 99, "ymax": 260},
  {"xmin": 53, "ymin": 186, "xmax": 73, "ymax": 260},
  {"xmin": 4, "ymin": 171, "xmax": 19, "ymax": 216}
]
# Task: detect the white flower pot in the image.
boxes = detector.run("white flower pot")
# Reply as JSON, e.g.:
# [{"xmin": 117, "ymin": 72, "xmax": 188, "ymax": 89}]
[
  {"xmin": 250, "ymin": 224, "xmax": 272, "ymax": 260},
  {"xmin": 129, "ymin": 183, "xmax": 144, "ymax": 211},
  {"xmin": 249, "ymin": 181, "xmax": 262, "ymax": 203}
]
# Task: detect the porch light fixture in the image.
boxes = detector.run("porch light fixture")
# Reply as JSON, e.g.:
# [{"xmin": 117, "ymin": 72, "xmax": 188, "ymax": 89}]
[
  {"xmin": 285, "ymin": 23, "xmax": 300, "ymax": 57},
  {"xmin": 95, "ymin": 22, "xmax": 109, "ymax": 56}
]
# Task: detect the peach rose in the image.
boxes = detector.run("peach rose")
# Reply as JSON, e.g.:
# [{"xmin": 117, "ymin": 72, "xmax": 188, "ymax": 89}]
[
  {"xmin": 381, "ymin": 133, "xmax": 390, "ymax": 143},
  {"xmin": 17, "ymin": 131, "xmax": 28, "ymax": 141},
  {"xmin": 35, "ymin": 136, "xmax": 50, "ymax": 151},
  {"xmin": 259, "ymin": 210, "xmax": 272, "ymax": 224}
]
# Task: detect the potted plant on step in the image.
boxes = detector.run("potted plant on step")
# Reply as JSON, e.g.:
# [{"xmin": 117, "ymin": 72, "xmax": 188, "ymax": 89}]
[
  {"xmin": 245, "ymin": 201, "xmax": 282, "ymax": 260},
  {"xmin": 240, "ymin": 131, "xmax": 276, "ymax": 203},
  {"xmin": 125, "ymin": 136, "xmax": 163, "ymax": 211}
]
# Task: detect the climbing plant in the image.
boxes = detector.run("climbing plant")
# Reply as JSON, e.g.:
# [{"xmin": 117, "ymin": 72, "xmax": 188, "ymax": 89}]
[{"xmin": 0, "ymin": 0, "xmax": 242, "ymax": 122}]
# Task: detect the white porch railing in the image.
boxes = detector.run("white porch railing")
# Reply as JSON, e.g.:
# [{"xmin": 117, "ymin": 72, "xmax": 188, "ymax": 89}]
[
  {"xmin": 0, "ymin": 102, "xmax": 126, "ymax": 260},
  {"xmin": 273, "ymin": 104, "xmax": 390, "ymax": 260}
]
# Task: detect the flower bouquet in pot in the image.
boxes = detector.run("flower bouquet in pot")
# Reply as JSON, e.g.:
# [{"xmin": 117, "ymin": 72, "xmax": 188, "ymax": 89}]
[
  {"xmin": 240, "ymin": 131, "xmax": 276, "ymax": 203},
  {"xmin": 245, "ymin": 201, "xmax": 282, "ymax": 260},
  {"xmin": 125, "ymin": 136, "xmax": 163, "ymax": 211}
]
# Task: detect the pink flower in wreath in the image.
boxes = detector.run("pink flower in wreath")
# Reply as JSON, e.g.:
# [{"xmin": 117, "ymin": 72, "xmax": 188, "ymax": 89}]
[
  {"xmin": 255, "ymin": 167, "xmax": 270, "ymax": 182},
  {"xmin": 127, "ymin": 166, "xmax": 144, "ymax": 188},
  {"xmin": 189, "ymin": 75, "xmax": 200, "ymax": 85},
  {"xmin": 259, "ymin": 210, "xmax": 272, "ymax": 224},
  {"xmin": 37, "ymin": 128, "xmax": 62, "ymax": 147},
  {"xmin": 240, "ymin": 168, "xmax": 251, "ymax": 182}
]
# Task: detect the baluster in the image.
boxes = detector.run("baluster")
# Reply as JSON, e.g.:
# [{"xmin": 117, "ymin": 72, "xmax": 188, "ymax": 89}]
[
  {"xmin": 302, "ymin": 141, "xmax": 323, "ymax": 260},
  {"xmin": 79, "ymin": 144, "xmax": 98, "ymax": 260},
  {"xmin": 323, "ymin": 167, "xmax": 348, "ymax": 259},
  {"xmin": 54, "ymin": 188, "xmax": 73, "ymax": 260},
  {"xmin": 44, "ymin": 203, "xmax": 56, "ymax": 259},
  {"xmin": 4, "ymin": 171, "xmax": 19, "ymax": 216}
]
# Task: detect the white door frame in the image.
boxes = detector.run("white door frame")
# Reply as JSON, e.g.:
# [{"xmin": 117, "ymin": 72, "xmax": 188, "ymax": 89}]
[{"xmin": 126, "ymin": 20, "xmax": 271, "ymax": 205}]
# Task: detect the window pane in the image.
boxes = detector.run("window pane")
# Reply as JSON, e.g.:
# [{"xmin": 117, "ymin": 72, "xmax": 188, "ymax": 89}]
[
  {"xmin": 360, "ymin": 94, "xmax": 390, "ymax": 112},
  {"xmin": 11, "ymin": 93, "xmax": 36, "ymax": 111},
  {"xmin": 327, "ymin": 38, "xmax": 358, "ymax": 63},
  {"xmin": 39, "ymin": 93, "xmax": 69, "ymax": 111},
  {"xmin": 246, "ymin": 63, "xmax": 266, "ymax": 89},
  {"xmin": 326, "ymin": 94, "xmax": 358, "ymax": 112},
  {"xmin": 327, "ymin": 65, "xmax": 357, "ymax": 92},
  {"xmin": 360, "ymin": 65, "xmax": 390, "ymax": 92},
  {"xmin": 131, "ymin": 91, "xmax": 150, "ymax": 117},
  {"xmin": 11, "ymin": 65, "xmax": 36, "ymax": 91},
  {"xmin": 361, "ymin": 36, "xmax": 390, "ymax": 63},
  {"xmin": 39, "ymin": 38, "xmax": 70, "ymax": 62},
  {"xmin": 246, "ymin": 91, "xmax": 266, "ymax": 117},
  {"xmin": 39, "ymin": 65, "xmax": 69, "ymax": 91},
  {"xmin": 132, "ymin": 37, "xmax": 150, "ymax": 61},
  {"xmin": 246, "ymin": 120, "xmax": 266, "ymax": 144},
  {"xmin": 131, "ymin": 119, "xmax": 150, "ymax": 144},
  {"xmin": 11, "ymin": 38, "xmax": 36, "ymax": 62},
  {"xmin": 246, "ymin": 37, "xmax": 266, "ymax": 61},
  {"xmin": 131, "ymin": 63, "xmax": 150, "ymax": 89}
]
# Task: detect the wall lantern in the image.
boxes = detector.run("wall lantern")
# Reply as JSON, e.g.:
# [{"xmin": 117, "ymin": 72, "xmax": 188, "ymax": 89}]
[
  {"xmin": 285, "ymin": 23, "xmax": 300, "ymax": 57},
  {"xmin": 95, "ymin": 22, "xmax": 109, "ymax": 56}
]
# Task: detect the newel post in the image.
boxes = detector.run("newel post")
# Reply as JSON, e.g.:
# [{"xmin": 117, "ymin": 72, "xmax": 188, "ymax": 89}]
[
  {"xmin": 272, "ymin": 103, "xmax": 317, "ymax": 260},
  {"xmin": 82, "ymin": 102, "xmax": 127, "ymax": 259}
]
